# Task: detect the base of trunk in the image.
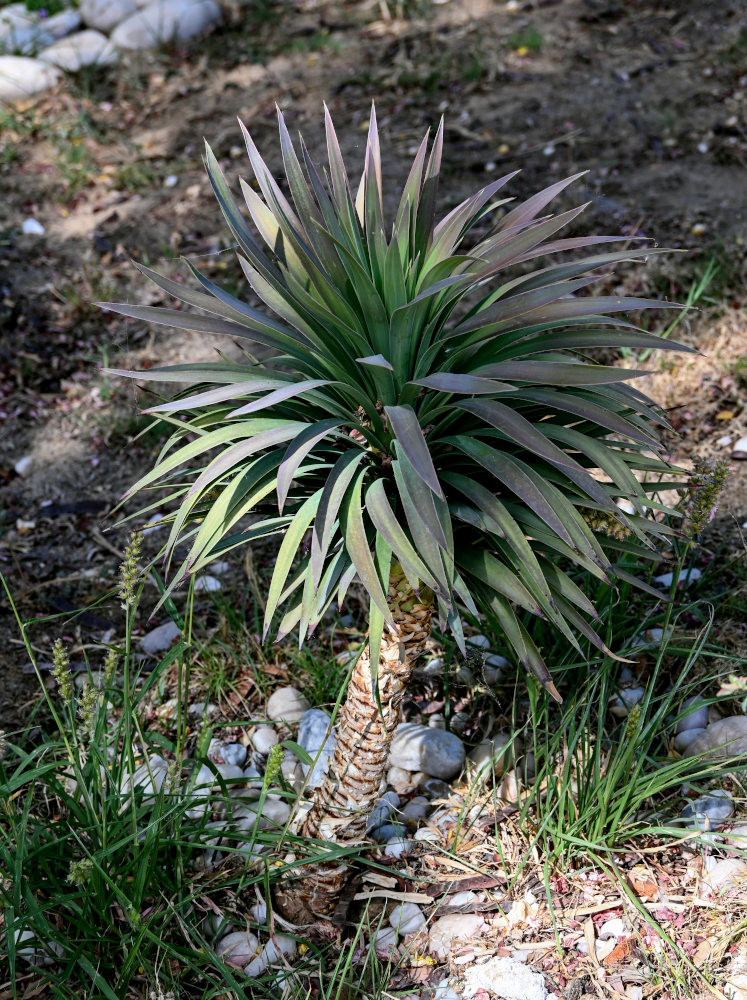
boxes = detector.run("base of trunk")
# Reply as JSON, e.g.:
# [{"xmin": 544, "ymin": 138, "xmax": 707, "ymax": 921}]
[{"xmin": 278, "ymin": 571, "xmax": 433, "ymax": 919}]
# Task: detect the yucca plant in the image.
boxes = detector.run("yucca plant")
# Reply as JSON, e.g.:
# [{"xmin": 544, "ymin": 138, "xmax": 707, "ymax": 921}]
[{"xmin": 101, "ymin": 105, "xmax": 691, "ymax": 917}]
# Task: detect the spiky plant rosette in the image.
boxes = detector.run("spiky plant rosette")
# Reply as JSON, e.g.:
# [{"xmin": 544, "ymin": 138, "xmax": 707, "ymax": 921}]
[{"xmin": 102, "ymin": 106, "xmax": 691, "ymax": 697}]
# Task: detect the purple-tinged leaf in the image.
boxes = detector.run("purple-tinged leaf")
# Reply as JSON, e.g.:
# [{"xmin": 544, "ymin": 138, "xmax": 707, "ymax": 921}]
[
  {"xmin": 186, "ymin": 423, "xmax": 304, "ymax": 499},
  {"xmin": 311, "ymin": 450, "xmax": 366, "ymax": 587},
  {"xmin": 228, "ymin": 379, "xmax": 330, "ymax": 417},
  {"xmin": 385, "ymin": 404, "xmax": 443, "ymax": 499},
  {"xmin": 409, "ymin": 373, "xmax": 516, "ymax": 394},
  {"xmin": 357, "ymin": 354, "xmax": 394, "ymax": 370},
  {"xmin": 496, "ymin": 171, "xmax": 587, "ymax": 232},
  {"xmin": 144, "ymin": 378, "xmax": 289, "ymax": 414},
  {"xmin": 474, "ymin": 361, "xmax": 652, "ymax": 385},
  {"xmin": 277, "ymin": 418, "xmax": 343, "ymax": 512},
  {"xmin": 457, "ymin": 397, "xmax": 581, "ymax": 471}
]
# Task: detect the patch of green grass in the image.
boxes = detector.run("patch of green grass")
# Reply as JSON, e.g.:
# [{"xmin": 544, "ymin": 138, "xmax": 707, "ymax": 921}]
[
  {"xmin": 508, "ymin": 25, "xmax": 543, "ymax": 53},
  {"xmin": 113, "ymin": 160, "xmax": 161, "ymax": 192}
]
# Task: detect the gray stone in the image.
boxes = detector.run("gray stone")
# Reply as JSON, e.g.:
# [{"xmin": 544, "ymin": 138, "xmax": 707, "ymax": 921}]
[
  {"xmin": 654, "ymin": 568, "xmax": 701, "ymax": 589},
  {"xmin": 79, "ymin": 0, "xmax": 137, "ymax": 33},
  {"xmin": 109, "ymin": 0, "xmax": 221, "ymax": 49},
  {"xmin": 185, "ymin": 763, "xmax": 214, "ymax": 819},
  {"xmin": 266, "ymin": 687, "xmax": 309, "ymax": 724},
  {"xmin": 366, "ymin": 790, "xmax": 399, "ymax": 833},
  {"xmin": 215, "ymin": 763, "xmax": 244, "ymax": 783},
  {"xmin": 598, "ymin": 917, "xmax": 626, "ymax": 939},
  {"xmin": 686, "ymin": 717, "xmax": 747, "ymax": 760},
  {"xmin": 460, "ymin": 956, "xmax": 550, "ymax": 1000},
  {"xmin": 373, "ymin": 925, "xmax": 398, "ymax": 955},
  {"xmin": 250, "ymin": 725, "xmax": 278, "ymax": 755},
  {"xmin": 703, "ymin": 858, "xmax": 747, "ymax": 896},
  {"xmin": 297, "ymin": 708, "xmax": 336, "ymax": 788},
  {"xmin": 732, "ymin": 436, "xmax": 747, "ymax": 461},
  {"xmin": 389, "ymin": 902, "xmax": 425, "ymax": 936},
  {"xmin": 14, "ymin": 929, "xmax": 63, "ymax": 967},
  {"xmin": 194, "ymin": 574, "xmax": 221, "ymax": 592},
  {"xmin": 383, "ymin": 836, "xmax": 409, "ymax": 859},
  {"xmin": 121, "ymin": 753, "xmax": 169, "ymax": 801},
  {"xmin": 216, "ymin": 929, "xmax": 259, "ymax": 966},
  {"xmin": 237, "ymin": 798, "xmax": 290, "ymax": 828},
  {"xmin": 420, "ymin": 776, "xmax": 451, "ymax": 800},
  {"xmin": 676, "ymin": 697, "xmax": 710, "ymax": 734},
  {"xmin": 610, "ymin": 686, "xmax": 645, "ymax": 718},
  {"xmin": 38, "ymin": 29, "xmax": 116, "ymax": 71},
  {"xmin": 469, "ymin": 732, "xmax": 521, "ymax": 778},
  {"xmin": 373, "ymin": 821, "xmax": 406, "ymax": 842},
  {"xmin": 682, "ymin": 790, "xmax": 734, "ymax": 828},
  {"xmin": 401, "ymin": 796, "xmax": 431, "ymax": 826},
  {"xmin": 220, "ymin": 743, "xmax": 247, "ymax": 768},
  {"xmin": 0, "ymin": 55, "xmax": 59, "ymax": 101},
  {"xmin": 138, "ymin": 620, "xmax": 181, "ymax": 655},
  {"xmin": 389, "ymin": 722, "xmax": 465, "ymax": 780},
  {"xmin": 0, "ymin": 8, "xmax": 54, "ymax": 56},
  {"xmin": 44, "ymin": 9, "xmax": 82, "ymax": 37},
  {"xmin": 674, "ymin": 727, "xmax": 707, "ymax": 752},
  {"xmin": 22, "ymin": 219, "xmax": 44, "ymax": 236}
]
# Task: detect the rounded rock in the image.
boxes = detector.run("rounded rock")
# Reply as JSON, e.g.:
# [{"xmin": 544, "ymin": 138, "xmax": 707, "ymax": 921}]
[
  {"xmin": 469, "ymin": 732, "xmax": 521, "ymax": 778},
  {"xmin": 674, "ymin": 727, "xmax": 707, "ymax": 752},
  {"xmin": 266, "ymin": 687, "xmax": 310, "ymax": 724},
  {"xmin": 676, "ymin": 697, "xmax": 710, "ymax": 734},
  {"xmin": 37, "ymin": 29, "xmax": 116, "ymax": 71},
  {"xmin": 389, "ymin": 902, "xmax": 425, "ymax": 936},
  {"xmin": 216, "ymin": 929, "xmax": 259, "ymax": 966},
  {"xmin": 682, "ymin": 790, "xmax": 734, "ymax": 828},
  {"xmin": 251, "ymin": 725, "xmax": 279, "ymax": 755},
  {"xmin": 686, "ymin": 717, "xmax": 747, "ymax": 760},
  {"xmin": 390, "ymin": 722, "xmax": 465, "ymax": 780},
  {"xmin": 373, "ymin": 925, "xmax": 398, "ymax": 956},
  {"xmin": 0, "ymin": 56, "xmax": 59, "ymax": 102}
]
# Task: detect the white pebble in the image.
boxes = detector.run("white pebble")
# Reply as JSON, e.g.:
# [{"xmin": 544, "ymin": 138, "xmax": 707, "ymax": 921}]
[
  {"xmin": 373, "ymin": 925, "xmax": 398, "ymax": 956},
  {"xmin": 251, "ymin": 725, "xmax": 279, "ymax": 754},
  {"xmin": 164, "ymin": 174, "xmax": 179, "ymax": 188},
  {"xmin": 429, "ymin": 913, "xmax": 486, "ymax": 959},
  {"xmin": 654, "ymin": 568, "xmax": 701, "ymax": 589},
  {"xmin": 461, "ymin": 955, "xmax": 549, "ymax": 999},
  {"xmin": 14, "ymin": 455, "xmax": 33, "ymax": 477},
  {"xmin": 389, "ymin": 902, "xmax": 425, "ymax": 936},
  {"xmin": 216, "ymin": 929, "xmax": 259, "ymax": 966},
  {"xmin": 717, "ymin": 436, "xmax": 733, "ymax": 447},
  {"xmin": 598, "ymin": 916, "xmax": 626, "ymax": 939},
  {"xmin": 22, "ymin": 218, "xmax": 45, "ymax": 235},
  {"xmin": 194, "ymin": 575, "xmax": 221, "ymax": 592},
  {"xmin": 266, "ymin": 687, "xmax": 310, "ymax": 724}
]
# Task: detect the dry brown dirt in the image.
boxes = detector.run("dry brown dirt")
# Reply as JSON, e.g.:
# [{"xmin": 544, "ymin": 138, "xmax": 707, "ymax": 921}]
[{"xmin": 1, "ymin": 0, "xmax": 745, "ymax": 731}]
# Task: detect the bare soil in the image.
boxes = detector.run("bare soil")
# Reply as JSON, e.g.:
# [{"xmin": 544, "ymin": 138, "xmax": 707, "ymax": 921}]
[{"xmin": 1, "ymin": 0, "xmax": 746, "ymax": 731}]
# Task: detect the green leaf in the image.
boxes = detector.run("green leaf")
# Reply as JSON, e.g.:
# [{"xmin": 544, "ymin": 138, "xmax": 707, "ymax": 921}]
[
  {"xmin": 277, "ymin": 418, "xmax": 343, "ymax": 512},
  {"xmin": 341, "ymin": 467, "xmax": 393, "ymax": 624},
  {"xmin": 264, "ymin": 490, "xmax": 323, "ymax": 636},
  {"xmin": 385, "ymin": 404, "xmax": 443, "ymax": 499},
  {"xmin": 365, "ymin": 478, "xmax": 442, "ymax": 595},
  {"xmin": 311, "ymin": 450, "xmax": 367, "ymax": 586},
  {"xmin": 409, "ymin": 373, "xmax": 516, "ymax": 394}
]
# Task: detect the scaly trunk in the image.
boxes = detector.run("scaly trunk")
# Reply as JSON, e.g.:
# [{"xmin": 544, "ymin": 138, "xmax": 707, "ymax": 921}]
[{"xmin": 281, "ymin": 565, "xmax": 434, "ymax": 919}]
